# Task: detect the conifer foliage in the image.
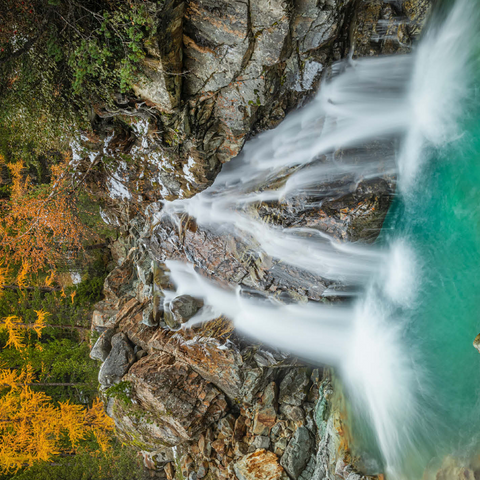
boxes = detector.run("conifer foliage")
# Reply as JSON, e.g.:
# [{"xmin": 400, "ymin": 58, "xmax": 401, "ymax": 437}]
[
  {"xmin": 0, "ymin": 316, "xmax": 113, "ymax": 474},
  {"xmin": 0, "ymin": 157, "xmax": 90, "ymax": 273},
  {"xmin": 0, "ymin": 371, "xmax": 113, "ymax": 473}
]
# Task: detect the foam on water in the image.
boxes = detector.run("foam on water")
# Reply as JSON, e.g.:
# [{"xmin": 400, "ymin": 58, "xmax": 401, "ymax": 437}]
[
  {"xmin": 400, "ymin": 0, "xmax": 475, "ymax": 190},
  {"xmin": 152, "ymin": 1, "xmax": 478, "ymax": 477}
]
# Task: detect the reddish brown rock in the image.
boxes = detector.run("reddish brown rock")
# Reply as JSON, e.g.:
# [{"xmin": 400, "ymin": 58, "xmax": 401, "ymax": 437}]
[
  {"xmin": 234, "ymin": 450, "xmax": 289, "ymax": 480},
  {"xmin": 103, "ymin": 249, "xmax": 137, "ymax": 303},
  {"xmin": 91, "ymin": 300, "xmax": 118, "ymax": 330},
  {"xmin": 113, "ymin": 352, "xmax": 228, "ymax": 449},
  {"xmin": 117, "ymin": 312, "xmax": 245, "ymax": 399},
  {"xmin": 252, "ymin": 406, "xmax": 277, "ymax": 436}
]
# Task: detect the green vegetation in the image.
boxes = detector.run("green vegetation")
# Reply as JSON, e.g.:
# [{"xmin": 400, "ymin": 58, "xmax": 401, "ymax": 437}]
[
  {"xmin": 0, "ymin": 1, "xmax": 160, "ymax": 476},
  {"xmin": 2, "ymin": 442, "xmax": 148, "ymax": 480},
  {"xmin": 105, "ymin": 380, "xmax": 133, "ymax": 406},
  {"xmin": 0, "ymin": 0, "xmax": 158, "ymax": 163},
  {"xmin": 0, "ymin": 268, "xmax": 109, "ymax": 403}
]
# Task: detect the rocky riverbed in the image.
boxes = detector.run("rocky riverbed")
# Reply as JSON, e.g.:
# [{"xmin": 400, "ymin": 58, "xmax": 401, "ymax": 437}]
[{"xmin": 86, "ymin": 1, "xmax": 431, "ymax": 479}]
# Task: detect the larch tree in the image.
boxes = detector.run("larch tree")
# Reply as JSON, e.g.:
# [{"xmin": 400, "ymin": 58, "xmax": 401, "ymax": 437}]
[
  {"xmin": 0, "ymin": 366, "xmax": 113, "ymax": 474},
  {"xmin": 0, "ymin": 157, "xmax": 95, "ymax": 273},
  {"xmin": 0, "ymin": 305, "xmax": 113, "ymax": 475}
]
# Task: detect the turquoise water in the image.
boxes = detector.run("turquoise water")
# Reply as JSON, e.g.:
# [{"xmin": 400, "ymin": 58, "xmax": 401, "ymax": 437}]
[
  {"xmin": 360, "ymin": 99, "xmax": 480, "ymax": 477},
  {"xmin": 345, "ymin": 2, "xmax": 480, "ymax": 472},
  {"xmin": 391, "ymin": 135, "xmax": 480, "ymax": 470}
]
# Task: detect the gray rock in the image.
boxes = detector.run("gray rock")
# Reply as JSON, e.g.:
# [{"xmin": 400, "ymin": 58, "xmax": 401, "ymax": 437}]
[
  {"xmin": 252, "ymin": 436, "xmax": 271, "ymax": 450},
  {"xmin": 143, "ymin": 447, "xmax": 175, "ymax": 469},
  {"xmin": 170, "ymin": 295, "xmax": 201, "ymax": 324},
  {"xmin": 241, "ymin": 367, "xmax": 277, "ymax": 405},
  {"xmin": 345, "ymin": 473, "xmax": 363, "ymax": 480},
  {"xmin": 280, "ymin": 427, "xmax": 314, "ymax": 480},
  {"xmin": 141, "ymin": 303, "xmax": 158, "ymax": 327},
  {"xmin": 280, "ymin": 404, "xmax": 304, "ymax": 422},
  {"xmin": 254, "ymin": 350, "xmax": 278, "ymax": 368},
  {"xmin": 262, "ymin": 382, "xmax": 277, "ymax": 406},
  {"xmin": 279, "ymin": 369, "xmax": 310, "ymax": 406},
  {"xmin": 110, "ymin": 237, "xmax": 130, "ymax": 266},
  {"xmin": 136, "ymin": 253, "xmax": 153, "ymax": 285},
  {"xmin": 164, "ymin": 308, "xmax": 181, "ymax": 330},
  {"xmin": 302, "ymin": 402, "xmax": 316, "ymax": 433},
  {"xmin": 138, "ymin": 284, "xmax": 153, "ymax": 303},
  {"xmin": 98, "ymin": 333, "xmax": 136, "ymax": 386},
  {"xmin": 90, "ymin": 328, "xmax": 116, "ymax": 362},
  {"xmin": 196, "ymin": 464, "xmax": 207, "ymax": 479},
  {"xmin": 274, "ymin": 437, "xmax": 288, "ymax": 457},
  {"xmin": 298, "ymin": 456, "xmax": 317, "ymax": 480}
]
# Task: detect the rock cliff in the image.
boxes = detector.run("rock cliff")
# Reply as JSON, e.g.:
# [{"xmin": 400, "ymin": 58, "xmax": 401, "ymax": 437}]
[{"xmin": 88, "ymin": 0, "xmax": 431, "ymax": 479}]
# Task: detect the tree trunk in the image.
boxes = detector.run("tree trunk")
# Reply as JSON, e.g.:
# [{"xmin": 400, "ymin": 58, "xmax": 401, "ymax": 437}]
[
  {"xmin": 1, "ymin": 382, "xmax": 88, "ymax": 387},
  {"xmin": 14, "ymin": 323, "xmax": 90, "ymax": 332},
  {"xmin": 2, "ymin": 284, "xmax": 62, "ymax": 293}
]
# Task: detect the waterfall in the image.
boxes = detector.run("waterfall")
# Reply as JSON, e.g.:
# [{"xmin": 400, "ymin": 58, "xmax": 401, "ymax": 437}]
[{"xmin": 152, "ymin": 0, "xmax": 479, "ymax": 477}]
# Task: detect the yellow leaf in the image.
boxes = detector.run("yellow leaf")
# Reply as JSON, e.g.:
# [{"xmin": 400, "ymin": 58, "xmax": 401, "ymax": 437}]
[
  {"xmin": 44, "ymin": 270, "xmax": 55, "ymax": 287},
  {"xmin": 1, "ymin": 316, "xmax": 25, "ymax": 351},
  {"xmin": 33, "ymin": 310, "xmax": 49, "ymax": 338},
  {"xmin": 16, "ymin": 262, "xmax": 30, "ymax": 290}
]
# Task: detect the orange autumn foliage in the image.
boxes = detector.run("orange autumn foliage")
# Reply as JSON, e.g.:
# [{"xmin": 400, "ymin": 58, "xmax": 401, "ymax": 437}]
[
  {"xmin": 0, "ymin": 367, "xmax": 114, "ymax": 473},
  {"xmin": 0, "ymin": 310, "xmax": 49, "ymax": 351},
  {"xmin": 0, "ymin": 158, "xmax": 91, "ymax": 273},
  {"xmin": 0, "ymin": 313, "xmax": 114, "ymax": 473}
]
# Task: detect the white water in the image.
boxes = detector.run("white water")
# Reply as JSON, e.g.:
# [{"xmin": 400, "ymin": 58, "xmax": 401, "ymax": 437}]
[{"xmin": 152, "ymin": 1, "xmax": 475, "ymax": 477}]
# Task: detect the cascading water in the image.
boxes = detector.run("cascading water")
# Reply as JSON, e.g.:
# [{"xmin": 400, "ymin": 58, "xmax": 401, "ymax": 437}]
[{"xmin": 152, "ymin": 0, "xmax": 480, "ymax": 477}]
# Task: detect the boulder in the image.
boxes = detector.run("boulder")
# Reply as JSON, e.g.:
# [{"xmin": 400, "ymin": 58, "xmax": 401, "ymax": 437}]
[
  {"xmin": 112, "ymin": 352, "xmax": 228, "ymax": 448},
  {"xmin": 279, "ymin": 368, "xmax": 310, "ymax": 406},
  {"xmin": 252, "ymin": 406, "xmax": 277, "ymax": 436},
  {"xmin": 170, "ymin": 295, "xmax": 201, "ymax": 324},
  {"xmin": 98, "ymin": 333, "xmax": 136, "ymax": 386},
  {"xmin": 90, "ymin": 328, "xmax": 116, "ymax": 362},
  {"xmin": 117, "ymin": 313, "xmax": 246, "ymax": 399},
  {"xmin": 234, "ymin": 450, "xmax": 289, "ymax": 480},
  {"xmin": 280, "ymin": 404, "xmax": 304, "ymax": 423},
  {"xmin": 280, "ymin": 427, "xmax": 314, "ymax": 479}
]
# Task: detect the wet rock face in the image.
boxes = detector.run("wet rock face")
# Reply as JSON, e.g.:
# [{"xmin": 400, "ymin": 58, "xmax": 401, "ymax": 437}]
[
  {"xmin": 146, "ymin": 209, "xmax": 338, "ymax": 301},
  {"xmin": 76, "ymin": 0, "xmax": 431, "ymax": 216},
  {"xmin": 84, "ymin": 0, "xmax": 357, "ymax": 203},
  {"xmin": 93, "ymin": 239, "xmax": 387, "ymax": 480},
  {"xmin": 120, "ymin": 0, "xmax": 428, "ymax": 200},
  {"xmin": 169, "ymin": 295, "xmax": 201, "ymax": 325}
]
